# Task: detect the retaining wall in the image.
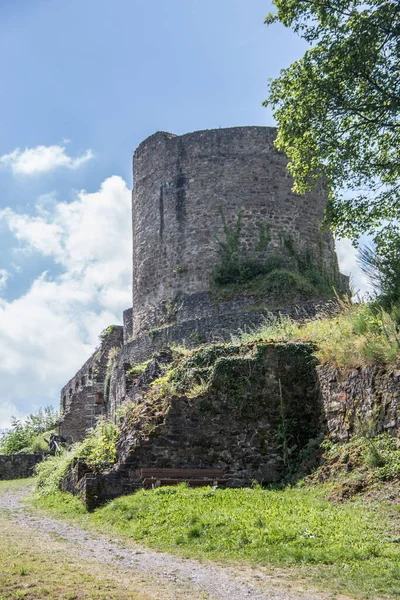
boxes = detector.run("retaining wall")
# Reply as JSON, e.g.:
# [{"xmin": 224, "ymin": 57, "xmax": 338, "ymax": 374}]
[{"xmin": 0, "ymin": 454, "xmax": 44, "ymax": 480}]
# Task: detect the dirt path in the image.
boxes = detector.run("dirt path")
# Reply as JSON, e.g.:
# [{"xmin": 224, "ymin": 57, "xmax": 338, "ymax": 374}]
[{"xmin": 0, "ymin": 484, "xmax": 346, "ymax": 600}]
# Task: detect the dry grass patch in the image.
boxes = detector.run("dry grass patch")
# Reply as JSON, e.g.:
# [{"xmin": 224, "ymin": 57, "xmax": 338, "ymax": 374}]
[{"xmin": 0, "ymin": 484, "xmax": 203, "ymax": 600}]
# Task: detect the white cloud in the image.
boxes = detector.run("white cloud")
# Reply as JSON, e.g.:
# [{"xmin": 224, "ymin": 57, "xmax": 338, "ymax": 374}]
[
  {"xmin": 0, "ymin": 401, "xmax": 23, "ymax": 431},
  {"xmin": 1, "ymin": 209, "xmax": 63, "ymax": 256},
  {"xmin": 336, "ymin": 238, "xmax": 373, "ymax": 296},
  {"xmin": 0, "ymin": 269, "xmax": 8, "ymax": 292},
  {"xmin": 0, "ymin": 144, "xmax": 94, "ymax": 175},
  {"xmin": 0, "ymin": 176, "xmax": 131, "ymax": 429}
]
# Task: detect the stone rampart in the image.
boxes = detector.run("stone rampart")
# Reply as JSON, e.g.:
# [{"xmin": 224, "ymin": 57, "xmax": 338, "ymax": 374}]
[
  {"xmin": 63, "ymin": 342, "xmax": 322, "ymax": 508},
  {"xmin": 0, "ymin": 454, "xmax": 44, "ymax": 480},
  {"xmin": 59, "ymin": 326, "xmax": 123, "ymax": 442}
]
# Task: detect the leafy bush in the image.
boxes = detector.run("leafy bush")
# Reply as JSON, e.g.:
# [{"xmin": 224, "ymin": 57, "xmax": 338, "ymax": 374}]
[
  {"xmin": 99, "ymin": 324, "xmax": 118, "ymax": 342},
  {"xmin": 125, "ymin": 360, "xmax": 151, "ymax": 379},
  {"xmin": 35, "ymin": 418, "xmax": 119, "ymax": 496},
  {"xmin": 212, "ymin": 256, "xmax": 284, "ymax": 286},
  {"xmin": 0, "ymin": 406, "xmax": 59, "ymax": 454},
  {"xmin": 210, "ymin": 209, "xmax": 346, "ymax": 301},
  {"xmin": 77, "ymin": 418, "xmax": 118, "ymax": 471}
]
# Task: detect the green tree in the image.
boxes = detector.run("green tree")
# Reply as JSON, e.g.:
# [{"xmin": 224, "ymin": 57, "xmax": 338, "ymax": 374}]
[
  {"xmin": 0, "ymin": 406, "xmax": 59, "ymax": 454},
  {"xmin": 264, "ymin": 0, "xmax": 400, "ymax": 255}
]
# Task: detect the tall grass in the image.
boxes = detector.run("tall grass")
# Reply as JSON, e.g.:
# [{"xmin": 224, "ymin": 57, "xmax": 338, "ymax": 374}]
[{"xmin": 235, "ymin": 299, "xmax": 400, "ymax": 367}]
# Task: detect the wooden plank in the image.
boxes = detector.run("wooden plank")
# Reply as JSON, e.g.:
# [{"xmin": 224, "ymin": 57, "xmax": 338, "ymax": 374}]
[
  {"xmin": 140, "ymin": 468, "xmax": 223, "ymax": 478},
  {"xmin": 142, "ymin": 477, "xmax": 227, "ymax": 487}
]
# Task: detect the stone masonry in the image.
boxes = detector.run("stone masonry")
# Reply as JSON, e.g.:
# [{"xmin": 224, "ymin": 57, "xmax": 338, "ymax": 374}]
[
  {"xmin": 59, "ymin": 326, "xmax": 123, "ymax": 442},
  {"xmin": 131, "ymin": 126, "xmax": 338, "ymax": 337},
  {"xmin": 60, "ymin": 125, "xmax": 346, "ymax": 445},
  {"xmin": 0, "ymin": 454, "xmax": 44, "ymax": 480}
]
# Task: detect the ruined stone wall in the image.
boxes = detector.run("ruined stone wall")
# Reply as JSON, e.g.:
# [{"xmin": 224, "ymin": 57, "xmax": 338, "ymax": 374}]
[
  {"xmin": 131, "ymin": 126, "xmax": 338, "ymax": 337},
  {"xmin": 0, "ymin": 454, "xmax": 44, "ymax": 480},
  {"xmin": 115, "ymin": 343, "xmax": 321, "ymax": 486},
  {"xmin": 63, "ymin": 342, "xmax": 323, "ymax": 508},
  {"xmin": 109, "ymin": 298, "xmax": 337, "ymax": 417},
  {"xmin": 59, "ymin": 326, "xmax": 123, "ymax": 442},
  {"xmin": 318, "ymin": 364, "xmax": 400, "ymax": 441}
]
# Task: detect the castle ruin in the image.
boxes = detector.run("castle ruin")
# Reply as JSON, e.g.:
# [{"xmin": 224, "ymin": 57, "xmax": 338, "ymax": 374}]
[{"xmin": 59, "ymin": 126, "xmax": 344, "ymax": 444}]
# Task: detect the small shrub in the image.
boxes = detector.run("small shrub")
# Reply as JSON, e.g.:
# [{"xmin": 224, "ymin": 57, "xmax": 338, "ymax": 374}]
[
  {"xmin": 0, "ymin": 406, "xmax": 59, "ymax": 454},
  {"xmin": 35, "ymin": 418, "xmax": 119, "ymax": 496},
  {"xmin": 78, "ymin": 418, "xmax": 119, "ymax": 472},
  {"xmin": 99, "ymin": 324, "xmax": 118, "ymax": 342},
  {"xmin": 126, "ymin": 360, "xmax": 151, "ymax": 379},
  {"xmin": 365, "ymin": 444, "xmax": 386, "ymax": 468}
]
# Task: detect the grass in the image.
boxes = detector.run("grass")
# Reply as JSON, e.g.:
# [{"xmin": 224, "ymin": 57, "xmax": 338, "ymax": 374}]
[
  {"xmin": 234, "ymin": 299, "xmax": 400, "ymax": 367},
  {"xmin": 305, "ymin": 434, "xmax": 400, "ymax": 500},
  {"xmin": 0, "ymin": 503, "xmax": 150, "ymax": 599},
  {"xmin": 0, "ymin": 478, "xmax": 34, "ymax": 493},
  {"xmin": 35, "ymin": 418, "xmax": 119, "ymax": 496},
  {"xmin": 32, "ymin": 481, "xmax": 400, "ymax": 599},
  {"xmin": 0, "ymin": 479, "xmax": 209, "ymax": 600}
]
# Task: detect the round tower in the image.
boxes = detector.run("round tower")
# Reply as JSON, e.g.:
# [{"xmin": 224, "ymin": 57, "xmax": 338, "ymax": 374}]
[{"xmin": 131, "ymin": 126, "xmax": 339, "ymax": 337}]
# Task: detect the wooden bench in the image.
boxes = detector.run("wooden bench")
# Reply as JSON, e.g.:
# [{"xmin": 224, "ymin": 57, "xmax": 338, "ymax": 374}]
[{"xmin": 139, "ymin": 468, "xmax": 227, "ymax": 489}]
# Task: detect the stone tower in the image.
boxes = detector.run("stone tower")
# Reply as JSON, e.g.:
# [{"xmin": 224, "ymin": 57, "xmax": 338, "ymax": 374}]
[
  {"xmin": 60, "ymin": 125, "xmax": 346, "ymax": 443},
  {"xmin": 131, "ymin": 126, "xmax": 338, "ymax": 338}
]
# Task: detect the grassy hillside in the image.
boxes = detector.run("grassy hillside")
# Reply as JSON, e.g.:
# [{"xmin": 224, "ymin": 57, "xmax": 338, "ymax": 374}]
[{"xmin": 33, "ymin": 472, "xmax": 400, "ymax": 599}]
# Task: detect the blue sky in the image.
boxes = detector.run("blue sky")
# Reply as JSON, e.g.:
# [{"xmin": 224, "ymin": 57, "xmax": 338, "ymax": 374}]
[{"xmin": 0, "ymin": 0, "xmax": 368, "ymax": 429}]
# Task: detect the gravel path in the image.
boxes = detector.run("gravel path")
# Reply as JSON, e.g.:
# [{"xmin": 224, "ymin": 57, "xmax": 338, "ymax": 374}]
[{"xmin": 0, "ymin": 486, "xmax": 336, "ymax": 600}]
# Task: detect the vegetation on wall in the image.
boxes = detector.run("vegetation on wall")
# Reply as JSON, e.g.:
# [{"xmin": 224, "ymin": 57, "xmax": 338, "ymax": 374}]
[
  {"xmin": 103, "ymin": 346, "xmax": 121, "ymax": 406},
  {"xmin": 0, "ymin": 407, "xmax": 59, "ymax": 454},
  {"xmin": 307, "ymin": 433, "xmax": 400, "ymax": 500},
  {"xmin": 236, "ymin": 298, "xmax": 400, "ymax": 367},
  {"xmin": 99, "ymin": 324, "xmax": 118, "ymax": 342},
  {"xmin": 35, "ymin": 418, "xmax": 119, "ymax": 496},
  {"xmin": 210, "ymin": 209, "xmax": 346, "ymax": 302}
]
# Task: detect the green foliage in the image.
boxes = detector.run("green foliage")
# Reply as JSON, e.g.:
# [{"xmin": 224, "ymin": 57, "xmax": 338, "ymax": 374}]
[
  {"xmin": 364, "ymin": 434, "xmax": 400, "ymax": 481},
  {"xmin": 125, "ymin": 360, "xmax": 151, "ymax": 379},
  {"xmin": 283, "ymin": 236, "xmax": 344, "ymax": 296},
  {"xmin": 99, "ymin": 324, "xmax": 118, "ymax": 342},
  {"xmin": 148, "ymin": 328, "xmax": 162, "ymax": 341},
  {"xmin": 265, "ymin": 0, "xmax": 400, "ymax": 258},
  {"xmin": 359, "ymin": 240, "xmax": 400, "ymax": 310},
  {"xmin": 211, "ymin": 208, "xmax": 278, "ymax": 286},
  {"xmin": 35, "ymin": 418, "xmax": 119, "ymax": 496},
  {"xmin": 313, "ymin": 433, "xmax": 400, "ymax": 486},
  {"xmin": 0, "ymin": 406, "xmax": 59, "ymax": 454},
  {"xmin": 238, "ymin": 300, "xmax": 400, "ymax": 366},
  {"xmin": 73, "ymin": 418, "xmax": 119, "ymax": 472},
  {"xmin": 211, "ymin": 211, "xmax": 345, "ymax": 302},
  {"xmin": 35, "ymin": 451, "xmax": 75, "ymax": 496},
  {"xmin": 36, "ymin": 483, "xmax": 400, "ymax": 598}
]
